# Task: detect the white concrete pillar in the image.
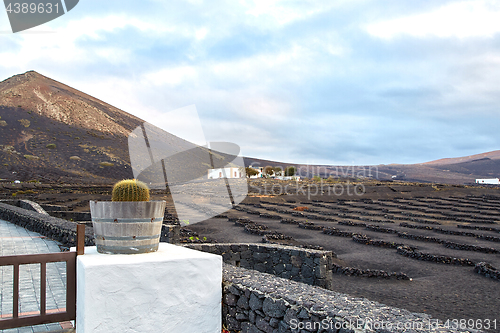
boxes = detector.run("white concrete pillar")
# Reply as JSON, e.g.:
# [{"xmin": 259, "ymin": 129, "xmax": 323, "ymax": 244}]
[{"xmin": 76, "ymin": 243, "xmax": 222, "ymax": 333}]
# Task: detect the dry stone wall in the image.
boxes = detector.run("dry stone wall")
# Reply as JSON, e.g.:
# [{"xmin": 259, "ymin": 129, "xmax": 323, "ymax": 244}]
[
  {"xmin": 0, "ymin": 201, "xmax": 94, "ymax": 247},
  {"xmin": 222, "ymin": 264, "xmax": 479, "ymax": 333},
  {"xmin": 186, "ymin": 243, "xmax": 334, "ymax": 289}
]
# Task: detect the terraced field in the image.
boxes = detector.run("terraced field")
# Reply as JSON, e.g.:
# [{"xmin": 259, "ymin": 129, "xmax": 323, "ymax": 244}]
[
  {"xmin": 3, "ymin": 180, "xmax": 500, "ymax": 330},
  {"xmin": 189, "ymin": 189, "xmax": 500, "ymax": 330}
]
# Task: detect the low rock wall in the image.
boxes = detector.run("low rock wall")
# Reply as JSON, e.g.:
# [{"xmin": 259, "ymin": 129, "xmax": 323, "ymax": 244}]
[
  {"xmin": 49, "ymin": 211, "xmax": 91, "ymax": 221},
  {"xmin": 0, "ymin": 202, "xmax": 95, "ymax": 247},
  {"xmin": 222, "ymin": 264, "xmax": 479, "ymax": 333},
  {"xmin": 40, "ymin": 204, "xmax": 69, "ymax": 212},
  {"xmin": 186, "ymin": 243, "xmax": 335, "ymax": 289},
  {"xmin": 161, "ymin": 224, "xmax": 180, "ymax": 243},
  {"xmin": 474, "ymin": 262, "xmax": 500, "ymax": 281},
  {"xmin": 1, "ymin": 199, "xmax": 48, "ymax": 215}
]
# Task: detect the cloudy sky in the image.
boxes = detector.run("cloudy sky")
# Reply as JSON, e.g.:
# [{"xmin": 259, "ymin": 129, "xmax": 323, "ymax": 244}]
[{"xmin": 1, "ymin": 0, "xmax": 500, "ymax": 166}]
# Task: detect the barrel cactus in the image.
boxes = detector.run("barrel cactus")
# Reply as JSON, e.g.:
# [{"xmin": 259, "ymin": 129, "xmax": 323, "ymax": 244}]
[{"xmin": 112, "ymin": 179, "xmax": 150, "ymax": 202}]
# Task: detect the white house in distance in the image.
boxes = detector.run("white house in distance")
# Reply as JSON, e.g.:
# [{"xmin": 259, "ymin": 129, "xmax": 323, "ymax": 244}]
[
  {"xmin": 475, "ymin": 178, "xmax": 500, "ymax": 185},
  {"xmin": 275, "ymin": 175, "xmax": 301, "ymax": 181},
  {"xmin": 208, "ymin": 167, "xmax": 244, "ymax": 179}
]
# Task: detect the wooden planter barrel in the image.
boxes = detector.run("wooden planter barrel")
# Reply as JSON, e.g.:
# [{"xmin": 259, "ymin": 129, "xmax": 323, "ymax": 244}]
[{"xmin": 90, "ymin": 201, "xmax": 166, "ymax": 254}]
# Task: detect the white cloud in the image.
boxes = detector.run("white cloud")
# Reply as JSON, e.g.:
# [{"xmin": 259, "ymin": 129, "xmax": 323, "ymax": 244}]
[
  {"xmin": 148, "ymin": 104, "xmax": 209, "ymax": 146},
  {"xmin": 65, "ymin": 15, "xmax": 159, "ymax": 39},
  {"xmin": 237, "ymin": 96, "xmax": 291, "ymax": 121},
  {"xmin": 440, "ymin": 53, "xmax": 500, "ymax": 111},
  {"xmin": 208, "ymin": 39, "xmax": 339, "ymax": 86},
  {"xmin": 141, "ymin": 66, "xmax": 198, "ymax": 87},
  {"xmin": 0, "ymin": 14, "xmax": 163, "ymax": 71},
  {"xmin": 367, "ymin": 0, "xmax": 500, "ymax": 39},
  {"xmin": 195, "ymin": 27, "xmax": 208, "ymax": 40},
  {"xmin": 242, "ymin": 0, "xmax": 336, "ymax": 26}
]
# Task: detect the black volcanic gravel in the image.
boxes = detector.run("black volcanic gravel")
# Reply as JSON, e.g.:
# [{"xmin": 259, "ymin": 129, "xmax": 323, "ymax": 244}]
[{"xmin": 187, "ymin": 187, "xmax": 500, "ymax": 331}]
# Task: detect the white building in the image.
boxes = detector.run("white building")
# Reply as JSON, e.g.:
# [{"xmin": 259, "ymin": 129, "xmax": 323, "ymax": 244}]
[
  {"xmin": 208, "ymin": 167, "xmax": 244, "ymax": 179},
  {"xmin": 274, "ymin": 176, "xmax": 301, "ymax": 181},
  {"xmin": 475, "ymin": 178, "xmax": 500, "ymax": 185}
]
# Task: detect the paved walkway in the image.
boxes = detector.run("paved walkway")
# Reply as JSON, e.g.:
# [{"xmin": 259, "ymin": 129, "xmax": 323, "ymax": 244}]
[{"xmin": 0, "ymin": 219, "xmax": 72, "ymax": 332}]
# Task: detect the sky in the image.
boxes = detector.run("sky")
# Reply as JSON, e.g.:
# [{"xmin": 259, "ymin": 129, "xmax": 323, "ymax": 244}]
[{"xmin": 1, "ymin": 0, "xmax": 500, "ymax": 166}]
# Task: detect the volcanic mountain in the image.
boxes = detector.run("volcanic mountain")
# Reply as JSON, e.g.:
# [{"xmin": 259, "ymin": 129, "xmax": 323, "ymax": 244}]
[
  {"xmin": 0, "ymin": 70, "xmax": 232, "ymax": 184},
  {"xmin": 0, "ymin": 71, "xmax": 141, "ymax": 182}
]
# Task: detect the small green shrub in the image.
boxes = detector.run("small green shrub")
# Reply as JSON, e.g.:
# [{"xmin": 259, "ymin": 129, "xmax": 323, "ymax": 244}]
[
  {"xmin": 245, "ymin": 167, "xmax": 260, "ymax": 178},
  {"xmin": 18, "ymin": 119, "xmax": 30, "ymax": 128},
  {"xmin": 12, "ymin": 190, "xmax": 36, "ymax": 196},
  {"xmin": 284, "ymin": 166, "xmax": 297, "ymax": 176},
  {"xmin": 263, "ymin": 166, "xmax": 274, "ymax": 176},
  {"xmin": 46, "ymin": 144, "xmax": 56, "ymax": 149}
]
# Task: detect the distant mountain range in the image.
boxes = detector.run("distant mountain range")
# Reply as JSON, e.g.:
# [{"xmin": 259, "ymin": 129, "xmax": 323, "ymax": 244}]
[
  {"xmin": 0, "ymin": 71, "xmax": 497, "ymax": 184},
  {"xmin": 375, "ymin": 156, "xmax": 500, "ymax": 184},
  {"xmin": 244, "ymin": 154, "xmax": 500, "ymax": 184},
  {"xmin": 421, "ymin": 150, "xmax": 500, "ymax": 166}
]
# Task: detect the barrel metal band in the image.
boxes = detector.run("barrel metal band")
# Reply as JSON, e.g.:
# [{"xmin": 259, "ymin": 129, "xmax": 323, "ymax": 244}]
[
  {"xmin": 95, "ymin": 234, "xmax": 161, "ymax": 241},
  {"xmin": 96, "ymin": 244, "xmax": 159, "ymax": 251},
  {"xmin": 92, "ymin": 218, "xmax": 163, "ymax": 223}
]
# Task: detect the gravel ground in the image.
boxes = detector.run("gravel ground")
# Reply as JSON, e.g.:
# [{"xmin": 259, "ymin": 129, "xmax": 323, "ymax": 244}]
[{"xmin": 189, "ymin": 186, "xmax": 500, "ymax": 332}]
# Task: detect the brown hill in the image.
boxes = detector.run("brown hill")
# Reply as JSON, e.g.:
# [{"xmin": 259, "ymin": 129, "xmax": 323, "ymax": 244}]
[
  {"xmin": 0, "ymin": 71, "xmax": 243, "ymax": 184},
  {"xmin": 378, "ymin": 152, "xmax": 500, "ymax": 184},
  {"xmin": 0, "ymin": 71, "xmax": 143, "ymax": 136},
  {"xmin": 0, "ymin": 71, "xmax": 142, "ymax": 183},
  {"xmin": 422, "ymin": 150, "xmax": 500, "ymax": 165},
  {"xmin": 0, "ymin": 71, "xmax": 153, "ymax": 183}
]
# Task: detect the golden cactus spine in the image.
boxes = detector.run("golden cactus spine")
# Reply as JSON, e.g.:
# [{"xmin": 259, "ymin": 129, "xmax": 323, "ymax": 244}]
[{"xmin": 111, "ymin": 179, "xmax": 150, "ymax": 202}]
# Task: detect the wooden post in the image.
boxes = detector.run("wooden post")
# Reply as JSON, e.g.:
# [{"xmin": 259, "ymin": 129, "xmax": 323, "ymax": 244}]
[{"xmin": 77, "ymin": 224, "xmax": 85, "ymax": 255}]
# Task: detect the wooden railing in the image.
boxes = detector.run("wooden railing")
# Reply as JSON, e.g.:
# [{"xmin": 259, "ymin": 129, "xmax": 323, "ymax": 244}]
[
  {"xmin": 0, "ymin": 224, "xmax": 85, "ymax": 330},
  {"xmin": 0, "ymin": 252, "xmax": 76, "ymax": 330}
]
